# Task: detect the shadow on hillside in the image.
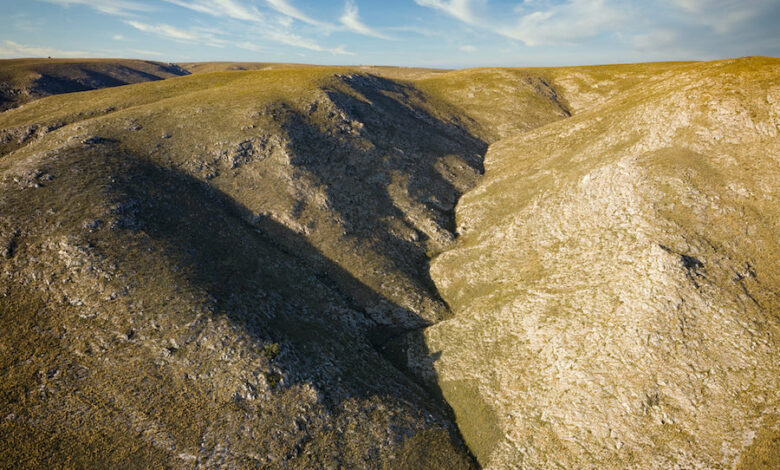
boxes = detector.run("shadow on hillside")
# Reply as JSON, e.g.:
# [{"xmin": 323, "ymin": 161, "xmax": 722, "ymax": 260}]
[
  {"xmin": 33, "ymin": 65, "xmax": 188, "ymax": 97},
  {"xmin": 277, "ymin": 73, "xmax": 486, "ymax": 325},
  {"xmin": 105, "ymin": 150, "xmax": 479, "ymax": 467}
]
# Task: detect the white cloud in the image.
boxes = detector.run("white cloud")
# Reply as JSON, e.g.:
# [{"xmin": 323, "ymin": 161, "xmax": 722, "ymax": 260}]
[
  {"xmin": 340, "ymin": 0, "xmax": 394, "ymax": 40},
  {"xmin": 265, "ymin": 0, "xmax": 328, "ymax": 27},
  {"xmin": 236, "ymin": 41, "xmax": 266, "ymax": 52},
  {"xmin": 125, "ymin": 21, "xmax": 202, "ymax": 42},
  {"xmin": 128, "ymin": 48, "xmax": 166, "ymax": 57},
  {"xmin": 0, "ymin": 40, "xmax": 97, "ymax": 58},
  {"xmin": 667, "ymin": 0, "xmax": 772, "ymax": 33},
  {"xmin": 414, "ymin": 0, "xmax": 625, "ymax": 47},
  {"xmin": 629, "ymin": 29, "xmax": 707, "ymax": 60},
  {"xmin": 264, "ymin": 29, "xmax": 353, "ymax": 55},
  {"xmin": 159, "ymin": 0, "xmax": 351, "ymax": 54},
  {"xmin": 499, "ymin": 0, "xmax": 626, "ymax": 46},
  {"xmin": 386, "ymin": 25, "xmax": 438, "ymax": 37},
  {"xmin": 459, "ymin": 44, "xmax": 476, "ymax": 52},
  {"xmin": 11, "ymin": 14, "xmax": 46, "ymax": 33},
  {"xmin": 632, "ymin": 29, "xmax": 678, "ymax": 51},
  {"xmin": 163, "ymin": 0, "xmax": 263, "ymax": 22},
  {"xmin": 112, "ymin": 34, "xmax": 125, "ymax": 41},
  {"xmin": 39, "ymin": 0, "xmax": 152, "ymax": 16},
  {"xmin": 414, "ymin": 0, "xmax": 481, "ymax": 24}
]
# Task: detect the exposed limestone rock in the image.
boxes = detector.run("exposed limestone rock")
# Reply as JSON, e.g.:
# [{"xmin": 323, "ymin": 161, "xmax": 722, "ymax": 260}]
[{"xmin": 425, "ymin": 57, "xmax": 780, "ymax": 469}]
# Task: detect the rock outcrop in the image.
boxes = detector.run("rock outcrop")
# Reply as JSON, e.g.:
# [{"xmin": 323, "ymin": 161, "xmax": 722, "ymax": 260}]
[{"xmin": 424, "ymin": 57, "xmax": 780, "ymax": 469}]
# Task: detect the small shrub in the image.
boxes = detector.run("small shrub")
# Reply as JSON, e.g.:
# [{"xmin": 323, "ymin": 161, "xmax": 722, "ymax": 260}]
[
  {"xmin": 264, "ymin": 372, "xmax": 281, "ymax": 387},
  {"xmin": 262, "ymin": 342, "xmax": 280, "ymax": 360}
]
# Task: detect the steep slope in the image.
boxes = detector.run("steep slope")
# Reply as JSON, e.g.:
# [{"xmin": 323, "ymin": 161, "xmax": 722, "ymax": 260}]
[
  {"xmin": 0, "ymin": 66, "xmax": 527, "ymax": 467},
  {"xmin": 1, "ymin": 68, "xmax": 493, "ymax": 328},
  {"xmin": 0, "ymin": 143, "xmax": 472, "ymax": 468},
  {"xmin": 415, "ymin": 67, "xmax": 573, "ymax": 142},
  {"xmin": 0, "ymin": 58, "xmax": 189, "ymax": 111},
  {"xmin": 424, "ymin": 57, "xmax": 780, "ymax": 468},
  {"xmin": 414, "ymin": 62, "xmax": 696, "ymax": 142}
]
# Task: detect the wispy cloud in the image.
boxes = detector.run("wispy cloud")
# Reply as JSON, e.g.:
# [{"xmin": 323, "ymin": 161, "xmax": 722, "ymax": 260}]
[
  {"xmin": 414, "ymin": 0, "xmax": 481, "ymax": 24},
  {"xmin": 500, "ymin": 0, "xmax": 626, "ymax": 46},
  {"xmin": 39, "ymin": 0, "xmax": 152, "ymax": 16},
  {"xmin": 265, "ymin": 0, "xmax": 328, "ymax": 28},
  {"xmin": 668, "ymin": 0, "xmax": 773, "ymax": 33},
  {"xmin": 340, "ymin": 0, "xmax": 394, "ymax": 40},
  {"xmin": 163, "ymin": 0, "xmax": 263, "ymax": 22},
  {"xmin": 386, "ymin": 25, "xmax": 438, "ymax": 37},
  {"xmin": 459, "ymin": 44, "xmax": 476, "ymax": 52},
  {"xmin": 235, "ymin": 41, "xmax": 266, "ymax": 53},
  {"xmin": 160, "ymin": 0, "xmax": 352, "ymax": 54},
  {"xmin": 11, "ymin": 13, "xmax": 46, "ymax": 33},
  {"xmin": 0, "ymin": 40, "xmax": 97, "ymax": 58},
  {"xmin": 414, "ymin": 0, "xmax": 624, "ymax": 46},
  {"xmin": 128, "ymin": 48, "xmax": 166, "ymax": 57},
  {"xmin": 632, "ymin": 29, "xmax": 678, "ymax": 51},
  {"xmin": 126, "ymin": 20, "xmax": 206, "ymax": 42},
  {"xmin": 126, "ymin": 18, "xmax": 351, "ymax": 55},
  {"xmin": 629, "ymin": 28, "xmax": 706, "ymax": 60},
  {"xmin": 263, "ymin": 28, "xmax": 353, "ymax": 55}
]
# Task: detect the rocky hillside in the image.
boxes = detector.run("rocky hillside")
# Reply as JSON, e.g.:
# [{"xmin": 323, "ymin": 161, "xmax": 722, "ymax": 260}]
[
  {"xmin": 424, "ymin": 57, "xmax": 780, "ymax": 468},
  {"xmin": 0, "ymin": 66, "xmax": 497, "ymax": 468},
  {"xmin": 0, "ymin": 57, "xmax": 777, "ymax": 468},
  {"xmin": 0, "ymin": 59, "xmax": 189, "ymax": 112}
]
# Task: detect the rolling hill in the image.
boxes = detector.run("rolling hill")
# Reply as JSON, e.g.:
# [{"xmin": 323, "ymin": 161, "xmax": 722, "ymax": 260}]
[
  {"xmin": 0, "ymin": 57, "xmax": 778, "ymax": 468},
  {"xmin": 0, "ymin": 58, "xmax": 189, "ymax": 112}
]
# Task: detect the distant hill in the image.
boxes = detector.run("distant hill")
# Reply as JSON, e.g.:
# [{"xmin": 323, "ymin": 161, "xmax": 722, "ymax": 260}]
[
  {"xmin": 180, "ymin": 61, "xmax": 449, "ymax": 80},
  {"xmin": 0, "ymin": 58, "xmax": 189, "ymax": 111}
]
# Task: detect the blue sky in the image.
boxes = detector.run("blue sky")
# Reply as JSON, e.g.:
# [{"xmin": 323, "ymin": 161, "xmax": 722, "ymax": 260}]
[{"xmin": 1, "ymin": 0, "xmax": 778, "ymax": 67}]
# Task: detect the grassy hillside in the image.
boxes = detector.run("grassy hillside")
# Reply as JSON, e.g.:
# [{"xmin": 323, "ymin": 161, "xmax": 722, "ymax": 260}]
[
  {"xmin": 0, "ymin": 65, "xmax": 520, "ymax": 468},
  {"xmin": 424, "ymin": 56, "xmax": 780, "ymax": 468},
  {"xmin": 415, "ymin": 62, "xmax": 697, "ymax": 142},
  {"xmin": 180, "ymin": 61, "xmax": 316, "ymax": 74},
  {"xmin": 181, "ymin": 61, "xmax": 448, "ymax": 80},
  {"xmin": 0, "ymin": 57, "xmax": 777, "ymax": 468},
  {"xmin": 0, "ymin": 58, "xmax": 189, "ymax": 111}
]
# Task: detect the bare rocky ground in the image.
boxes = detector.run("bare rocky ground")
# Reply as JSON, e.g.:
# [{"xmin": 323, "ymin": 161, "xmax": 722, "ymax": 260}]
[
  {"xmin": 0, "ymin": 57, "xmax": 778, "ymax": 469},
  {"xmin": 424, "ymin": 57, "xmax": 780, "ymax": 469}
]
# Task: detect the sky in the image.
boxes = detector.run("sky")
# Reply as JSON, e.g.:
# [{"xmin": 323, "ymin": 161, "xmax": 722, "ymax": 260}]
[{"xmin": 1, "ymin": 0, "xmax": 778, "ymax": 67}]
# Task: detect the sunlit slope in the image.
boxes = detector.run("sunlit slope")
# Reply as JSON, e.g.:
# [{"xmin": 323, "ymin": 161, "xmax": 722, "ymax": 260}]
[
  {"xmin": 424, "ymin": 57, "xmax": 780, "ymax": 468},
  {"xmin": 0, "ymin": 58, "xmax": 188, "ymax": 111},
  {"xmin": 415, "ymin": 61, "xmax": 693, "ymax": 142}
]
